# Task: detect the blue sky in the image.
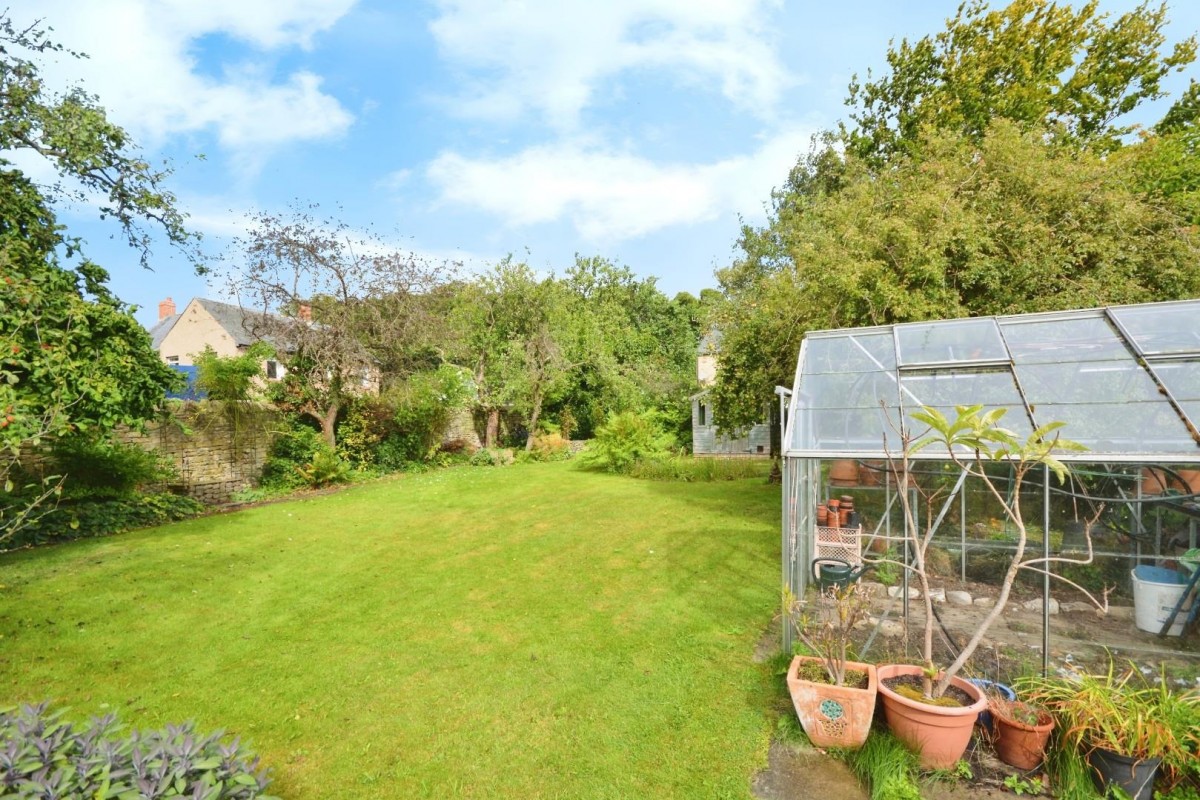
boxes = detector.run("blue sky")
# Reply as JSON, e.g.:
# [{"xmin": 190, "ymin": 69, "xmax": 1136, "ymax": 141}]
[{"xmin": 10, "ymin": 1, "xmax": 1200, "ymax": 328}]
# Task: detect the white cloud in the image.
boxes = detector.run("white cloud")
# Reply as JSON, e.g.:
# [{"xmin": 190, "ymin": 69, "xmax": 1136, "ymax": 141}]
[
  {"xmin": 8, "ymin": 0, "xmax": 355, "ymax": 155},
  {"xmin": 429, "ymin": 0, "xmax": 793, "ymax": 129},
  {"xmin": 425, "ymin": 127, "xmax": 817, "ymax": 242}
]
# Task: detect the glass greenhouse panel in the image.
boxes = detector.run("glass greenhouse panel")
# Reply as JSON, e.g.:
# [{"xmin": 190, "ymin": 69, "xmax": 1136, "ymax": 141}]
[
  {"xmin": 1014, "ymin": 362, "xmax": 1161, "ymax": 404},
  {"xmin": 797, "ymin": 370, "xmax": 903, "ymax": 409},
  {"xmin": 1153, "ymin": 359, "xmax": 1200, "ymax": 400},
  {"xmin": 1001, "ymin": 316, "xmax": 1130, "ymax": 363},
  {"xmin": 790, "ymin": 405, "xmax": 903, "ymax": 452},
  {"xmin": 1111, "ymin": 301, "xmax": 1200, "ymax": 356},
  {"xmin": 1031, "ymin": 402, "xmax": 1199, "ymax": 453},
  {"xmin": 802, "ymin": 332, "xmax": 896, "ymax": 374},
  {"xmin": 896, "ymin": 318, "xmax": 1006, "ymax": 365},
  {"xmin": 898, "ymin": 367, "xmax": 1024, "ymax": 407}
]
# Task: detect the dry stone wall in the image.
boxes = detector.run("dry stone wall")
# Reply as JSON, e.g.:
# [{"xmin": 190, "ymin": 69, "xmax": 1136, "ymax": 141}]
[{"xmin": 117, "ymin": 402, "xmax": 283, "ymax": 504}]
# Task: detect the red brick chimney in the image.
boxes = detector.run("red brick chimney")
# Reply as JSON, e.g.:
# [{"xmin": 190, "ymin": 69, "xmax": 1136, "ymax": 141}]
[
  {"xmin": 158, "ymin": 297, "xmax": 176, "ymax": 320},
  {"xmin": 298, "ymin": 302, "xmax": 312, "ymax": 322}
]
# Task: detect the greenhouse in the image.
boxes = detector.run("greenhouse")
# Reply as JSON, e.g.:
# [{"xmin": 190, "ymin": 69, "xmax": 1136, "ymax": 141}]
[{"xmin": 780, "ymin": 299, "xmax": 1200, "ymax": 669}]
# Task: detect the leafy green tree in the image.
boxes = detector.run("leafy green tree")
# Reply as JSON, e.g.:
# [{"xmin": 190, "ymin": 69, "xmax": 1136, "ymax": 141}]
[
  {"xmin": 713, "ymin": 1, "xmax": 1200, "ymax": 431},
  {"xmin": 1, "ymin": 14, "xmax": 194, "ymax": 543},
  {"xmin": 451, "ymin": 258, "xmax": 574, "ymax": 450},
  {"xmin": 846, "ymin": 0, "xmax": 1196, "ymax": 165},
  {"xmin": 0, "ymin": 14, "xmax": 195, "ymax": 267}
]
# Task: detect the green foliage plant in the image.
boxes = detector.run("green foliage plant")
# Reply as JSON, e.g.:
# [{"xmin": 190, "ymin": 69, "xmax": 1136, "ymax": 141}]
[
  {"xmin": 1003, "ymin": 774, "xmax": 1045, "ymax": 796},
  {"xmin": 879, "ymin": 404, "xmax": 1102, "ymax": 700},
  {"xmin": 194, "ymin": 342, "xmax": 276, "ymax": 402},
  {"xmin": 50, "ymin": 437, "xmax": 175, "ymax": 496},
  {"xmin": 1018, "ymin": 661, "xmax": 1200, "ymax": 789},
  {"xmin": 579, "ymin": 411, "xmax": 676, "ymax": 473},
  {"xmin": 259, "ymin": 423, "xmax": 329, "ymax": 490},
  {"xmin": 842, "ymin": 729, "xmax": 922, "ymax": 800},
  {"xmin": 6, "ymin": 491, "xmax": 202, "ymax": 550},
  {"xmin": 469, "ymin": 447, "xmax": 515, "ymax": 467},
  {"xmin": 296, "ymin": 450, "xmax": 351, "ymax": 489},
  {"xmin": 0, "ymin": 701, "xmax": 276, "ymax": 798}
]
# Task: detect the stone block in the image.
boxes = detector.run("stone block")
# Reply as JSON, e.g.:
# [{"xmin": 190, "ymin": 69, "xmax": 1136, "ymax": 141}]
[{"xmin": 946, "ymin": 590, "xmax": 973, "ymax": 606}]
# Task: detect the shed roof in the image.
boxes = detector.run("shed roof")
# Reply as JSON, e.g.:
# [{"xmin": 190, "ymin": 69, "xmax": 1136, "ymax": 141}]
[{"xmin": 785, "ymin": 299, "xmax": 1200, "ymax": 462}]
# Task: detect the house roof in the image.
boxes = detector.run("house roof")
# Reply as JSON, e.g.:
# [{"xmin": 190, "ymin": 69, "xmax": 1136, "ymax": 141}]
[
  {"xmin": 149, "ymin": 298, "xmax": 287, "ymax": 351},
  {"xmin": 699, "ymin": 328, "xmax": 722, "ymax": 355},
  {"xmin": 785, "ymin": 299, "xmax": 1200, "ymax": 463}
]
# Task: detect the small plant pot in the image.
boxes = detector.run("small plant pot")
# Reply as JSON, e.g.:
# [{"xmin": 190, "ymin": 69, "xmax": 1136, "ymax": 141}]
[
  {"xmin": 786, "ymin": 656, "xmax": 878, "ymax": 749},
  {"xmin": 1088, "ymin": 748, "xmax": 1161, "ymax": 800},
  {"xmin": 876, "ymin": 664, "xmax": 987, "ymax": 769},
  {"xmin": 992, "ymin": 707, "xmax": 1054, "ymax": 770}
]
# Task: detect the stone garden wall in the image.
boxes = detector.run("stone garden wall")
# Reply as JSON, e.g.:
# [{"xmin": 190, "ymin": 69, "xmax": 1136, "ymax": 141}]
[{"xmin": 117, "ymin": 402, "xmax": 283, "ymax": 504}]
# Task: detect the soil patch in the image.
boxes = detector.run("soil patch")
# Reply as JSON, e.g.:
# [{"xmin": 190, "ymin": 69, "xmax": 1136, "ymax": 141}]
[{"xmin": 882, "ymin": 673, "xmax": 974, "ymax": 707}]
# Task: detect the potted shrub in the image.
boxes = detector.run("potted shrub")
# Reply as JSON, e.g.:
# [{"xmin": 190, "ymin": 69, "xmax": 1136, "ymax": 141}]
[
  {"xmin": 1019, "ymin": 662, "xmax": 1200, "ymax": 800},
  {"xmin": 989, "ymin": 697, "xmax": 1054, "ymax": 770},
  {"xmin": 784, "ymin": 582, "xmax": 878, "ymax": 749},
  {"xmin": 871, "ymin": 405, "xmax": 1107, "ymax": 768}
]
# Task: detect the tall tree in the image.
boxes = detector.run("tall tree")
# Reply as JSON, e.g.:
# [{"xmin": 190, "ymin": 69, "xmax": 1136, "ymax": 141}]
[
  {"xmin": 451, "ymin": 258, "xmax": 574, "ymax": 450},
  {"xmin": 1, "ymin": 14, "xmax": 192, "ymax": 543},
  {"xmin": 229, "ymin": 207, "xmax": 450, "ymax": 447},
  {"xmin": 713, "ymin": 0, "xmax": 1200, "ymax": 431},
  {"xmin": 846, "ymin": 0, "xmax": 1195, "ymax": 165}
]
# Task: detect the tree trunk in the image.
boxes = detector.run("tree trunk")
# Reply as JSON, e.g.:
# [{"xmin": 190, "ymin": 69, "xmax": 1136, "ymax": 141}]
[
  {"xmin": 485, "ymin": 408, "xmax": 499, "ymax": 448},
  {"xmin": 525, "ymin": 390, "xmax": 544, "ymax": 452},
  {"xmin": 319, "ymin": 402, "xmax": 339, "ymax": 448}
]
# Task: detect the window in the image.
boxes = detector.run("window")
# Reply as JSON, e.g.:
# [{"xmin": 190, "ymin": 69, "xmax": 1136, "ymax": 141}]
[
  {"xmin": 698, "ymin": 403, "xmax": 707, "ymax": 426},
  {"xmin": 166, "ymin": 355, "xmax": 179, "ymax": 365},
  {"xmin": 266, "ymin": 359, "xmax": 278, "ymax": 380}
]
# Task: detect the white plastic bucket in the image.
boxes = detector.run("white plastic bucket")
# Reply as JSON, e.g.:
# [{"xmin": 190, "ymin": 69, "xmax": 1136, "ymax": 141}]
[{"xmin": 1131, "ymin": 565, "xmax": 1194, "ymax": 636}]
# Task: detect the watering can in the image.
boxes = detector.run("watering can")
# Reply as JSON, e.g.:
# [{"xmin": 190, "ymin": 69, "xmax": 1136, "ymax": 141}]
[{"xmin": 811, "ymin": 558, "xmax": 867, "ymax": 591}]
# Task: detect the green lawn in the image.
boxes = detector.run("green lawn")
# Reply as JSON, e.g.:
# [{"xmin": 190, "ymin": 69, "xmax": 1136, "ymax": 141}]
[{"xmin": 0, "ymin": 462, "xmax": 782, "ymax": 798}]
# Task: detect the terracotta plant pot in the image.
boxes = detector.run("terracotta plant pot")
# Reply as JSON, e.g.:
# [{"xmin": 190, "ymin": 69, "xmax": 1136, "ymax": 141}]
[
  {"xmin": 1140, "ymin": 467, "xmax": 1200, "ymax": 496},
  {"xmin": 992, "ymin": 705, "xmax": 1054, "ymax": 770},
  {"xmin": 786, "ymin": 656, "xmax": 878, "ymax": 749},
  {"xmin": 828, "ymin": 460, "xmax": 860, "ymax": 487},
  {"xmin": 876, "ymin": 664, "xmax": 986, "ymax": 769}
]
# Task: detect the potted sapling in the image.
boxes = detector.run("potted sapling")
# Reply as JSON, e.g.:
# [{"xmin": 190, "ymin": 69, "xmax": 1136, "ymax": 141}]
[
  {"xmin": 784, "ymin": 582, "xmax": 878, "ymax": 749},
  {"xmin": 871, "ymin": 405, "xmax": 1107, "ymax": 769}
]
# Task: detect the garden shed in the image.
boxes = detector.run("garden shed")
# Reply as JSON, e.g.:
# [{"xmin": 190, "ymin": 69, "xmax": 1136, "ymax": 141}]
[{"xmin": 780, "ymin": 299, "xmax": 1200, "ymax": 669}]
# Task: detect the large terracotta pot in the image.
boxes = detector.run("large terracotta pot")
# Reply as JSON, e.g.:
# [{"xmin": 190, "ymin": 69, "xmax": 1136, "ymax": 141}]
[
  {"xmin": 992, "ymin": 704, "xmax": 1054, "ymax": 770},
  {"xmin": 786, "ymin": 656, "xmax": 878, "ymax": 749},
  {"xmin": 1140, "ymin": 467, "xmax": 1200, "ymax": 496},
  {"xmin": 828, "ymin": 460, "xmax": 860, "ymax": 487},
  {"xmin": 876, "ymin": 664, "xmax": 986, "ymax": 769}
]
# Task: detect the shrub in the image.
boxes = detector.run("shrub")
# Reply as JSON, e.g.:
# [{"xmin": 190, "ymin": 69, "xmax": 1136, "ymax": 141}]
[
  {"xmin": 470, "ymin": 448, "xmax": 514, "ymax": 467},
  {"xmin": 296, "ymin": 449, "xmax": 351, "ymax": 488},
  {"xmin": 528, "ymin": 432, "xmax": 572, "ymax": 462},
  {"xmin": 259, "ymin": 423, "xmax": 328, "ymax": 490},
  {"xmin": 335, "ymin": 395, "xmax": 395, "ymax": 469},
  {"xmin": 194, "ymin": 342, "xmax": 275, "ymax": 401},
  {"xmin": 0, "ymin": 701, "xmax": 277, "ymax": 799},
  {"xmin": 5, "ymin": 492, "xmax": 204, "ymax": 549},
  {"xmin": 51, "ymin": 437, "xmax": 175, "ymax": 496},
  {"xmin": 579, "ymin": 411, "xmax": 676, "ymax": 473},
  {"xmin": 386, "ymin": 365, "xmax": 471, "ymax": 464}
]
